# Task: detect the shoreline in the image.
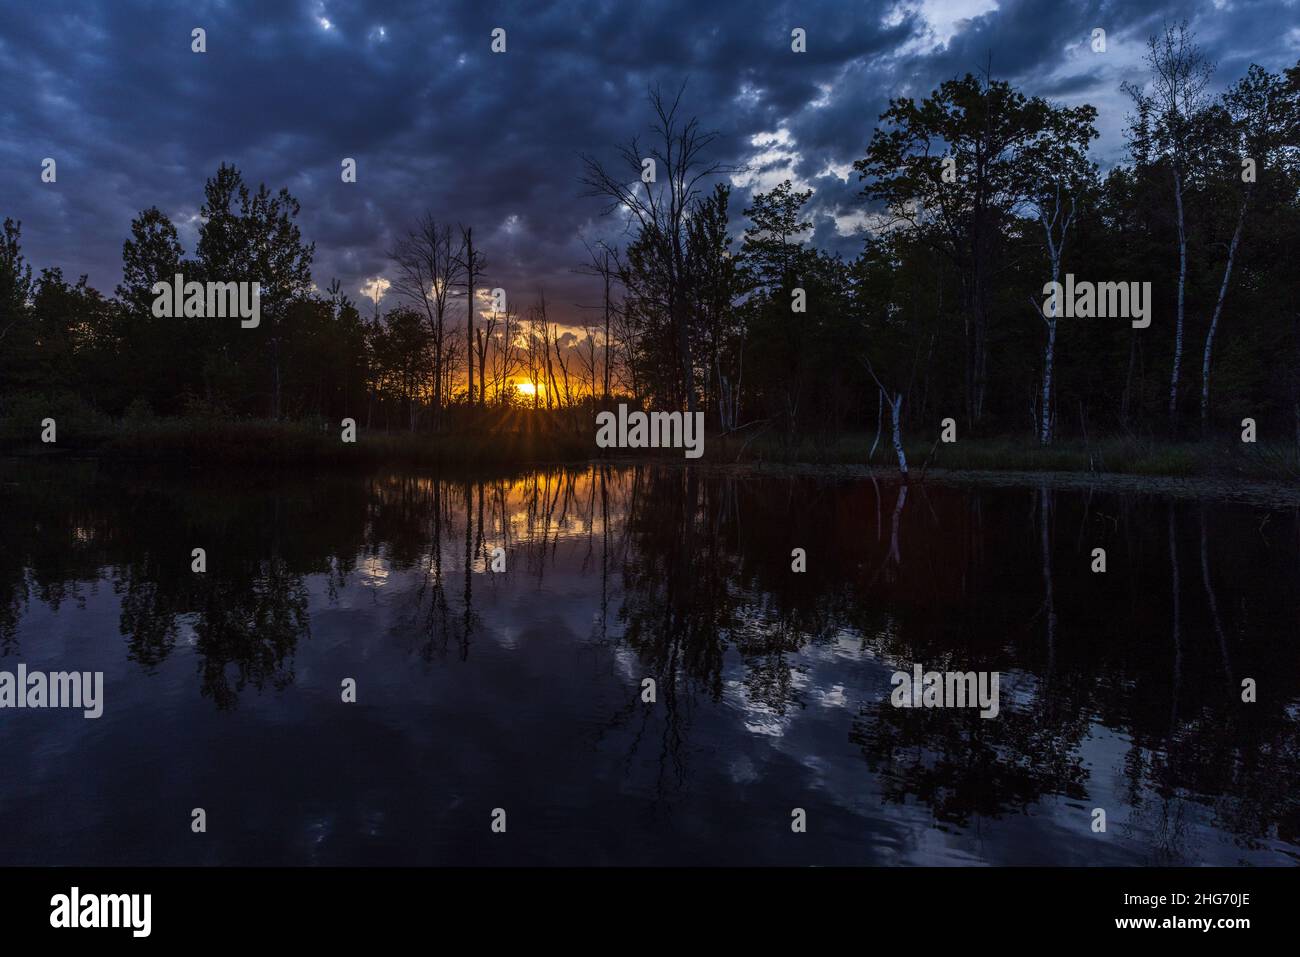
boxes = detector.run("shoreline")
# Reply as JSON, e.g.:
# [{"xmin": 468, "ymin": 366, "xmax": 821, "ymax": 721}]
[{"xmin": 2, "ymin": 418, "xmax": 1297, "ymax": 486}]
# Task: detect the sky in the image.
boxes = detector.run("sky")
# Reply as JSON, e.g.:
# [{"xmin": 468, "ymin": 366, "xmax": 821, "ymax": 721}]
[{"xmin": 0, "ymin": 0, "xmax": 1296, "ymax": 327}]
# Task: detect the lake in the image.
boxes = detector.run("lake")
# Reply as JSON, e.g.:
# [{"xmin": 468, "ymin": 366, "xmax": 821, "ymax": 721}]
[{"xmin": 1, "ymin": 456, "xmax": 1297, "ymax": 865}]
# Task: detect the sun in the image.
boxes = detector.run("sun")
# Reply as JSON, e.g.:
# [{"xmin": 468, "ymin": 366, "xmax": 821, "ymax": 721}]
[{"xmin": 516, "ymin": 381, "xmax": 538, "ymax": 396}]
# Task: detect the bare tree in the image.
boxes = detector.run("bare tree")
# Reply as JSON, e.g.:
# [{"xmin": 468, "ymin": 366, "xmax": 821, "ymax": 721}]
[
  {"xmin": 1200, "ymin": 65, "xmax": 1293, "ymax": 430},
  {"xmin": 863, "ymin": 356, "xmax": 908, "ymax": 477},
  {"xmin": 610, "ymin": 289, "xmax": 642, "ymax": 399},
  {"xmin": 525, "ymin": 303, "xmax": 546, "ymax": 409},
  {"xmin": 475, "ymin": 307, "xmax": 498, "ymax": 407},
  {"xmin": 573, "ymin": 323, "xmax": 600, "ymax": 405},
  {"xmin": 1029, "ymin": 185, "xmax": 1078, "ymax": 446},
  {"xmin": 1124, "ymin": 21, "xmax": 1214, "ymax": 433},
  {"xmin": 490, "ymin": 306, "xmax": 523, "ymax": 404},
  {"xmin": 443, "ymin": 331, "xmax": 466, "ymax": 404},
  {"xmin": 534, "ymin": 288, "xmax": 560, "ymax": 410},
  {"xmin": 552, "ymin": 328, "xmax": 575, "ymax": 410},
  {"xmin": 454, "ymin": 226, "xmax": 487, "ymax": 407},
  {"xmin": 388, "ymin": 213, "xmax": 463, "ymax": 427},
  {"xmin": 580, "ymin": 84, "xmax": 736, "ymax": 414},
  {"xmin": 1022, "ymin": 101, "xmax": 1095, "ymax": 446},
  {"xmin": 576, "ymin": 240, "xmax": 623, "ymax": 404}
]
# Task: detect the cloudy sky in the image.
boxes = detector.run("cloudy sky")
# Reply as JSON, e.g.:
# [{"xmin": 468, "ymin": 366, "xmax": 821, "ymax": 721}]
[{"xmin": 0, "ymin": 0, "xmax": 1296, "ymax": 325}]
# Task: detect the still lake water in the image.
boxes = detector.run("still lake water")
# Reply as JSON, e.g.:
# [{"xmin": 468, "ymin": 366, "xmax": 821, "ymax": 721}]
[{"xmin": 1, "ymin": 456, "xmax": 1298, "ymax": 866}]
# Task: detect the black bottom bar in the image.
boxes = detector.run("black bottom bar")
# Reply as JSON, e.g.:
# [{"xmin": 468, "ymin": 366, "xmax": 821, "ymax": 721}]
[{"xmin": 0, "ymin": 866, "xmax": 1287, "ymax": 942}]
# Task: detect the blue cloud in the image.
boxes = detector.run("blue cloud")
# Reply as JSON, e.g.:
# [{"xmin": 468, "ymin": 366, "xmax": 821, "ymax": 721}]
[{"xmin": 0, "ymin": 0, "xmax": 1294, "ymax": 320}]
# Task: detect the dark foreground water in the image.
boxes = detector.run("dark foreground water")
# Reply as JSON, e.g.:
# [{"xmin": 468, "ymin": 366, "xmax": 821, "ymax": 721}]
[{"xmin": 1, "ymin": 457, "xmax": 1297, "ymax": 866}]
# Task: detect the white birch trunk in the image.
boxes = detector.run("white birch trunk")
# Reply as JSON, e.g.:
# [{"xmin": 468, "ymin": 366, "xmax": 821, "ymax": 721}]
[
  {"xmin": 1170, "ymin": 165, "xmax": 1187, "ymax": 428},
  {"xmin": 889, "ymin": 392, "xmax": 907, "ymax": 476},
  {"xmin": 1200, "ymin": 194, "xmax": 1249, "ymax": 428},
  {"xmin": 1040, "ymin": 236, "xmax": 1061, "ymax": 446},
  {"xmin": 869, "ymin": 386, "xmax": 883, "ymax": 462},
  {"xmin": 1040, "ymin": 317, "xmax": 1057, "ymax": 445},
  {"xmin": 1037, "ymin": 192, "xmax": 1072, "ymax": 446}
]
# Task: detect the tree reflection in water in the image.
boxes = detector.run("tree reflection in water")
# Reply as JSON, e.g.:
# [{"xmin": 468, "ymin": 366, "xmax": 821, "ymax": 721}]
[{"xmin": 1, "ymin": 457, "xmax": 1297, "ymax": 863}]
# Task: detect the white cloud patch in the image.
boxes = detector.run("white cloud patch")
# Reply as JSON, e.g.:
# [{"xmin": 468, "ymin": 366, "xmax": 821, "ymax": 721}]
[
  {"xmin": 886, "ymin": 0, "xmax": 1000, "ymax": 53},
  {"xmin": 732, "ymin": 128, "xmax": 813, "ymax": 193},
  {"xmin": 359, "ymin": 276, "xmax": 390, "ymax": 305},
  {"xmin": 819, "ymin": 161, "xmax": 854, "ymax": 183}
]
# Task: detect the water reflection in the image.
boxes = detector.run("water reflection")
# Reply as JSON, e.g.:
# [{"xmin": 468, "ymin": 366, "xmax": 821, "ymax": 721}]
[{"xmin": 0, "ymin": 458, "xmax": 1297, "ymax": 865}]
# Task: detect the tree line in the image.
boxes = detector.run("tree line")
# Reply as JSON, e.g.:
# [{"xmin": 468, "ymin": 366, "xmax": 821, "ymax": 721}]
[
  {"xmin": 2, "ymin": 23, "xmax": 1297, "ymax": 454},
  {"xmin": 582, "ymin": 27, "xmax": 1299, "ymax": 456}
]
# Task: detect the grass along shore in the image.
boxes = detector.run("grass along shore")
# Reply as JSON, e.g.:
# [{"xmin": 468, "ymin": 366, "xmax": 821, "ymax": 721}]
[
  {"xmin": 727, "ymin": 430, "xmax": 1300, "ymax": 481},
  {"xmin": 1, "ymin": 412, "xmax": 1296, "ymax": 480}
]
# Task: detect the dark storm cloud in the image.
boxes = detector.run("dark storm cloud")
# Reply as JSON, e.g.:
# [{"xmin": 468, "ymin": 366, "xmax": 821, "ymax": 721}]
[{"xmin": 0, "ymin": 0, "xmax": 1295, "ymax": 323}]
